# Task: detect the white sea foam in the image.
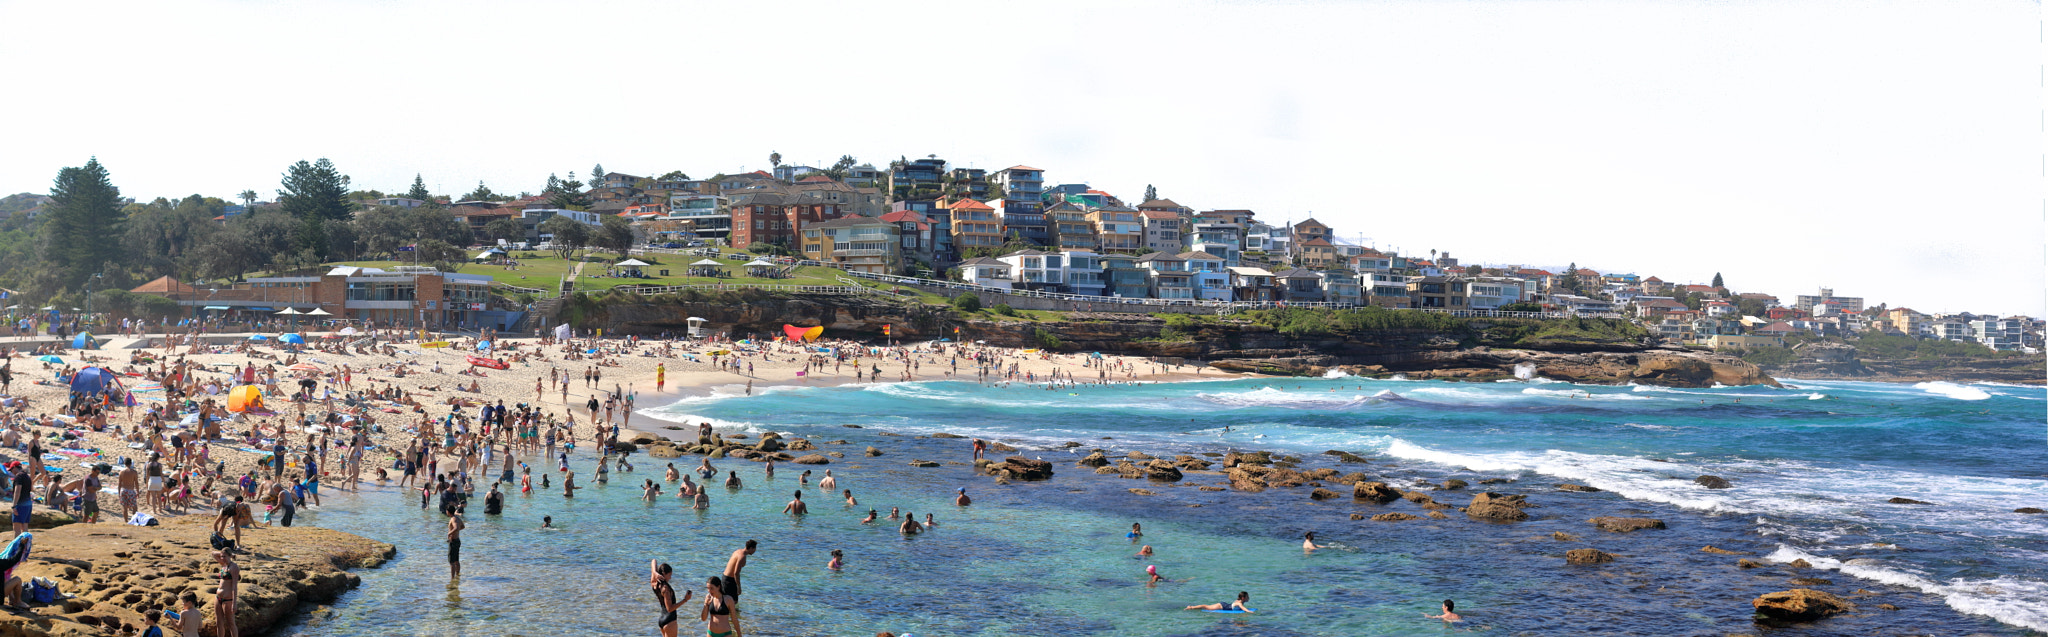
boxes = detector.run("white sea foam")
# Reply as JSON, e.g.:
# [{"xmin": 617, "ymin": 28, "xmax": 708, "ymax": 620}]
[
  {"xmin": 1767, "ymin": 546, "xmax": 2048, "ymax": 631},
  {"xmin": 1321, "ymin": 368, "xmax": 1353, "ymax": 379},
  {"xmin": 1195, "ymin": 387, "xmax": 1377, "ymax": 409},
  {"xmin": 1806, "ymin": 393, "xmax": 1827, "ymax": 400},
  {"xmin": 1520, "ymin": 387, "xmax": 1650, "ymax": 400},
  {"xmin": 1914, "ymin": 381, "xmax": 1992, "ymax": 401}
]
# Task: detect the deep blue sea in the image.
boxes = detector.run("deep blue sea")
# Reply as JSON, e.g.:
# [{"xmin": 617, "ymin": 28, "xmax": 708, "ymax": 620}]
[{"xmin": 282, "ymin": 375, "xmax": 2046, "ymax": 636}]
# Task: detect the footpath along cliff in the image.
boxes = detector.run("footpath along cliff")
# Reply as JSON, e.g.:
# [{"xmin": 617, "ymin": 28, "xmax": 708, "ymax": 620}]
[{"xmin": 573, "ymin": 291, "xmax": 1776, "ymax": 387}]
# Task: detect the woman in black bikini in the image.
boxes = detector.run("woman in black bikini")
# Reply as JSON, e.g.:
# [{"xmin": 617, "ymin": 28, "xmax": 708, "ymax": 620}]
[
  {"xmin": 649, "ymin": 560, "xmax": 691, "ymax": 637},
  {"xmin": 701, "ymin": 576, "xmax": 737, "ymax": 637}
]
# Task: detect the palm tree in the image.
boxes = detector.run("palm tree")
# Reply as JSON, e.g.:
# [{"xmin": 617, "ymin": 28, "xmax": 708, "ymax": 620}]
[{"xmin": 238, "ymin": 190, "xmax": 258, "ymax": 208}]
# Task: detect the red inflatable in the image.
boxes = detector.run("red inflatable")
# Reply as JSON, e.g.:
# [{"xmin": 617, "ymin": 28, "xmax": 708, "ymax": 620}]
[{"xmin": 466, "ymin": 356, "xmax": 509, "ymax": 370}]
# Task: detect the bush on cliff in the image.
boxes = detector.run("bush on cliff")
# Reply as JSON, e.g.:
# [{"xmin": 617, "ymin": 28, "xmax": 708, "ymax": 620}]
[
  {"xmin": 952, "ymin": 294, "xmax": 982, "ymax": 312},
  {"xmin": 1242, "ymin": 306, "xmax": 1470, "ymax": 338},
  {"xmin": 1031, "ymin": 328, "xmax": 1062, "ymax": 350}
]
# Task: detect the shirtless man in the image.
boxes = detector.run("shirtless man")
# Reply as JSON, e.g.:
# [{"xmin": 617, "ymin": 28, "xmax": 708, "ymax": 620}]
[
  {"xmin": 446, "ymin": 504, "xmax": 466, "ymax": 579},
  {"xmin": 782, "ymin": 491, "xmax": 806, "ymax": 516},
  {"xmin": 722, "ymin": 540, "xmax": 755, "ymax": 615},
  {"xmin": 116, "ymin": 458, "xmax": 141, "ymax": 521},
  {"xmin": 1425, "ymin": 599, "xmax": 1463, "ymax": 624},
  {"xmin": 954, "ymin": 487, "xmax": 970, "ymax": 507},
  {"xmin": 817, "ymin": 470, "xmax": 835, "ymax": 492}
]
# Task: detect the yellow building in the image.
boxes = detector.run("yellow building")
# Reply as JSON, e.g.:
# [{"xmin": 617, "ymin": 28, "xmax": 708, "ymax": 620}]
[{"xmin": 801, "ymin": 217, "xmax": 901, "ymax": 274}]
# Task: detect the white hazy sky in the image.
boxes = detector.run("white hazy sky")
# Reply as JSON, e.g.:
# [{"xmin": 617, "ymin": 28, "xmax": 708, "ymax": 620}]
[{"xmin": 1, "ymin": 0, "xmax": 2040, "ymax": 316}]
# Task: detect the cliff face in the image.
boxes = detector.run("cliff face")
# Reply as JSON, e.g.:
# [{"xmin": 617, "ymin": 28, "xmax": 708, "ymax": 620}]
[{"xmin": 594, "ymin": 297, "xmax": 1776, "ymax": 387}]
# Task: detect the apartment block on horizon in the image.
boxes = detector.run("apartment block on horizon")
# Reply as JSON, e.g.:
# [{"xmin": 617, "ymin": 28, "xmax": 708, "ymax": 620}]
[
  {"xmin": 947, "ymin": 198, "xmax": 1003, "ymax": 253},
  {"xmin": 1088, "ymin": 205, "xmax": 1145, "ymax": 254},
  {"xmin": 990, "ymin": 198, "xmax": 1049, "ymax": 247},
  {"xmin": 1794, "ymin": 287, "xmax": 1865, "ymax": 314},
  {"xmin": 889, "ymin": 158, "xmax": 948, "ymax": 200},
  {"xmin": 991, "ymin": 166, "xmax": 1045, "ymax": 216},
  {"xmin": 800, "ymin": 216, "xmax": 901, "ymax": 274},
  {"xmin": 1140, "ymin": 209, "xmax": 1186, "ymax": 253}
]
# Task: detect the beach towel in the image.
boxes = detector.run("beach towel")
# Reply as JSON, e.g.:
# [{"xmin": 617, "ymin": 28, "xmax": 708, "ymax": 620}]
[{"xmin": 0, "ymin": 533, "xmax": 31, "ymax": 577}]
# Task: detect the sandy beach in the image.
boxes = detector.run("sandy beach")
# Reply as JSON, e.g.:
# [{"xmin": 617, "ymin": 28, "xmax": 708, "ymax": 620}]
[{"xmin": 0, "ymin": 332, "xmax": 1228, "ymax": 526}]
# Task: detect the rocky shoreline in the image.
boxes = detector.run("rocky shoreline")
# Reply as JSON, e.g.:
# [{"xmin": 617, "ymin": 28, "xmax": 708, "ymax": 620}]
[
  {"xmin": 623, "ymin": 421, "xmax": 2027, "ymax": 634},
  {"xmin": 0, "ymin": 515, "xmax": 393, "ymax": 637}
]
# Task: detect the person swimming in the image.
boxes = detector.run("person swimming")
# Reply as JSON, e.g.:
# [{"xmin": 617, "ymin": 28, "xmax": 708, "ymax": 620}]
[
  {"xmin": 541, "ymin": 515, "xmax": 553, "ymax": 528},
  {"xmin": 1303, "ymin": 531, "xmax": 1323, "ymax": 551},
  {"xmin": 860, "ymin": 509, "xmax": 877, "ymax": 524},
  {"xmin": 827, "ymin": 549, "xmax": 843, "ymax": 571},
  {"xmin": 1186, "ymin": 591, "xmax": 1251, "ymax": 612},
  {"xmin": 725, "ymin": 471, "xmax": 741, "ymax": 488},
  {"xmin": 1137, "ymin": 545, "xmax": 1154, "ymax": 557},
  {"xmin": 1127, "ymin": 523, "xmax": 1143, "ymax": 540},
  {"xmin": 1426, "ymin": 599, "xmax": 1462, "ymax": 623},
  {"xmin": 1146, "ymin": 564, "xmax": 1163, "ymax": 585}
]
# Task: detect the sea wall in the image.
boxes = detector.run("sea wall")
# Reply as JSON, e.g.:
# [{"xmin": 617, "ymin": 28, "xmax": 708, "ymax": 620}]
[{"xmin": 590, "ymin": 294, "xmax": 1776, "ymax": 387}]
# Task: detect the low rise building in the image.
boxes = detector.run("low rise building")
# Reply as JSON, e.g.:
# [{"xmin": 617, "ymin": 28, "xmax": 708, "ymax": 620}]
[
  {"xmin": 800, "ymin": 217, "xmax": 900, "ymax": 274},
  {"xmin": 958, "ymin": 257, "xmax": 1012, "ymax": 289}
]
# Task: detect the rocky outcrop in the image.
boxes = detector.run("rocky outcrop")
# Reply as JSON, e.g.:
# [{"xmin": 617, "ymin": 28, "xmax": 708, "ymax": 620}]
[
  {"xmin": 1887, "ymin": 497, "xmax": 1934, "ymax": 505},
  {"xmin": 1464, "ymin": 492, "xmax": 1531, "ymax": 521},
  {"xmin": 1565, "ymin": 549, "xmax": 1615, "ymax": 564},
  {"xmin": 1353, "ymin": 481, "xmax": 1401, "ymax": 504},
  {"xmin": 1370, "ymin": 513, "xmax": 1420, "ymax": 521},
  {"xmin": 1558, "ymin": 484, "xmax": 1602, "ymax": 493},
  {"xmin": 1752, "ymin": 589, "xmax": 1854, "ymax": 622},
  {"xmin": 1702, "ymin": 546, "xmax": 1749, "ymax": 555},
  {"xmin": 791, "ymin": 454, "xmax": 830, "ymax": 465},
  {"xmin": 2018, "ymin": 507, "xmax": 2046, "ymax": 514},
  {"xmin": 989, "ymin": 456, "xmax": 1054, "ymax": 481},
  {"xmin": 1694, "ymin": 475, "xmax": 1732, "ymax": 489},
  {"xmin": 1143, "ymin": 460, "xmax": 1183, "ymax": 482},
  {"xmin": 1589, "ymin": 517, "xmax": 1667, "ymax": 533},
  {"xmin": 1076, "ymin": 452, "xmax": 1110, "ymax": 468},
  {"xmin": 1, "ymin": 516, "xmax": 393, "ymax": 637},
  {"xmin": 1309, "ymin": 488, "xmax": 1342, "ymax": 500}
]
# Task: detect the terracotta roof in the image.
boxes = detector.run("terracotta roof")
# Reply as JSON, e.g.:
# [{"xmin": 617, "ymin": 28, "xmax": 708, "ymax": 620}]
[
  {"xmin": 1136, "ymin": 199, "xmax": 1183, "ymax": 209},
  {"xmin": 1004, "ymin": 165, "xmax": 1042, "ymax": 172},
  {"xmin": 948, "ymin": 199, "xmax": 994, "ymax": 211},
  {"xmin": 1644, "ymin": 276, "xmax": 1663, "ymax": 282},
  {"xmin": 1141, "ymin": 210, "xmax": 1180, "ymax": 220},
  {"xmin": 798, "ymin": 176, "xmax": 834, "ymax": 183},
  {"xmin": 1757, "ymin": 322, "xmax": 1795, "ymax": 332},
  {"xmin": 130, "ymin": 276, "xmax": 197, "ymax": 295},
  {"xmin": 1300, "ymin": 238, "xmax": 1333, "ymax": 247},
  {"xmin": 1574, "ymin": 269, "xmax": 1600, "ymax": 276}
]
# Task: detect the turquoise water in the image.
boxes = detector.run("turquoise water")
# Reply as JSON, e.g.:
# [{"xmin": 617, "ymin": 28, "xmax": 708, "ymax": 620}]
[{"xmin": 284, "ymin": 376, "xmax": 2046, "ymax": 636}]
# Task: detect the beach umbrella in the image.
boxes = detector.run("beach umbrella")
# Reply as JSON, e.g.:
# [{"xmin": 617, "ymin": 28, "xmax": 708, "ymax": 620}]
[
  {"xmin": 247, "ymin": 334, "xmax": 268, "ymax": 341},
  {"xmin": 289, "ymin": 363, "xmax": 320, "ymax": 372},
  {"xmin": 274, "ymin": 308, "xmax": 298, "ymax": 315},
  {"xmin": 337, "ymin": 327, "xmax": 357, "ymax": 335},
  {"xmin": 70, "ymin": 332, "xmax": 96, "ymax": 350},
  {"xmin": 34, "ymin": 355, "xmax": 61, "ymax": 364},
  {"xmin": 552, "ymin": 323, "xmax": 571, "ymax": 341},
  {"xmin": 304, "ymin": 308, "xmax": 331, "ymax": 316},
  {"xmin": 280, "ymin": 334, "xmax": 306, "ymax": 345},
  {"xmin": 226, "ymin": 385, "xmax": 263, "ymax": 413},
  {"xmin": 476, "ymin": 341, "xmax": 492, "ymax": 351},
  {"xmin": 69, "ymin": 367, "xmax": 113, "ymax": 396}
]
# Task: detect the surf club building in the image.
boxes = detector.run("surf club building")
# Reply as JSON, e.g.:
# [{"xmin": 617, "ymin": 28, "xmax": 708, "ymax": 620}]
[{"xmin": 131, "ymin": 266, "xmax": 504, "ymax": 329}]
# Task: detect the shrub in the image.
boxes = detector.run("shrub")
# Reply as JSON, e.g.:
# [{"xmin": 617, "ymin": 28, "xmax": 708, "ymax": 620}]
[
  {"xmin": 951, "ymin": 295, "xmax": 982, "ymax": 312},
  {"xmin": 991, "ymin": 304, "xmax": 1016, "ymax": 317},
  {"xmin": 1031, "ymin": 328, "xmax": 1062, "ymax": 350}
]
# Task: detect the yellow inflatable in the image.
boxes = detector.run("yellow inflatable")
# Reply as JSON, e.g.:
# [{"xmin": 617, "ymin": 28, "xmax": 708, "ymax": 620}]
[{"xmin": 227, "ymin": 385, "xmax": 264, "ymax": 413}]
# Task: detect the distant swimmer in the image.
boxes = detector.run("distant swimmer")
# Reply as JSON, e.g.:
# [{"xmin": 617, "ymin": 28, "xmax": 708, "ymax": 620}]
[
  {"xmin": 1303, "ymin": 531, "xmax": 1323, "ymax": 552},
  {"xmin": 1137, "ymin": 545, "xmax": 1153, "ymax": 557},
  {"xmin": 954, "ymin": 487, "xmax": 971, "ymax": 507},
  {"xmin": 725, "ymin": 471, "xmax": 742, "ymax": 489},
  {"xmin": 1186, "ymin": 591, "xmax": 1251, "ymax": 612},
  {"xmin": 1426, "ymin": 599, "xmax": 1463, "ymax": 623}
]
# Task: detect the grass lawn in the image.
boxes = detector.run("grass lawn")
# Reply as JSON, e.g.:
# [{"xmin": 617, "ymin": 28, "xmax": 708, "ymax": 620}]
[{"xmin": 330, "ymin": 253, "xmax": 849, "ymax": 294}]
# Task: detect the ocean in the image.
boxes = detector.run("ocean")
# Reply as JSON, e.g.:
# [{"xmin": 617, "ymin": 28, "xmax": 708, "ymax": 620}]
[{"xmin": 281, "ymin": 375, "xmax": 2047, "ymax": 636}]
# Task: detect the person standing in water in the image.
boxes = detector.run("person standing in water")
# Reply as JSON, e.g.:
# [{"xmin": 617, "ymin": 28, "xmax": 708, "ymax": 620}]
[
  {"xmin": 446, "ymin": 504, "xmax": 466, "ymax": 580},
  {"xmin": 1303, "ymin": 531, "xmax": 1323, "ymax": 552},
  {"xmin": 782, "ymin": 491, "xmax": 806, "ymax": 516},
  {"xmin": 649, "ymin": 560, "xmax": 690, "ymax": 637}
]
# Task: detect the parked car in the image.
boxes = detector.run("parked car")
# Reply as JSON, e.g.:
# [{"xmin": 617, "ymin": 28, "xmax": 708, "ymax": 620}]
[{"xmin": 659, "ymin": 242, "xmax": 682, "ymax": 249}]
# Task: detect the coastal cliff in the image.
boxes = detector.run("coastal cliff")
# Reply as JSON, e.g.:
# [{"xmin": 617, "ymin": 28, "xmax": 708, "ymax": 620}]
[
  {"xmin": 0, "ymin": 515, "xmax": 394, "ymax": 637},
  {"xmin": 582, "ymin": 292, "xmax": 1777, "ymax": 387}
]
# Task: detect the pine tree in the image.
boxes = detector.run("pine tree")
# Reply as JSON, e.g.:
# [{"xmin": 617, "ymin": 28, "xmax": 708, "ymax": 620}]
[
  {"xmin": 1144, "ymin": 184, "xmax": 1158, "ymax": 202},
  {"xmin": 39, "ymin": 157, "xmax": 125, "ymax": 293},
  {"xmin": 1711, "ymin": 272, "xmax": 1724, "ymax": 288},
  {"xmin": 278, "ymin": 158, "xmax": 354, "ymax": 258},
  {"xmin": 464, "ymin": 181, "xmax": 497, "ymax": 202},
  {"xmin": 592, "ymin": 164, "xmax": 605, "ymax": 186},
  {"xmin": 405, "ymin": 173, "xmax": 431, "ymax": 201}
]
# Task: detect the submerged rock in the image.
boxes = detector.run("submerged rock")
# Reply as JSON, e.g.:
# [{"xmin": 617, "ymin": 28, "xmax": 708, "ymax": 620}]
[
  {"xmin": 1702, "ymin": 546, "xmax": 1750, "ymax": 555},
  {"xmin": 1738, "ymin": 559, "xmax": 1766, "ymax": 569},
  {"xmin": 1565, "ymin": 548, "xmax": 1615, "ymax": 564},
  {"xmin": 791, "ymin": 454, "xmax": 830, "ymax": 465},
  {"xmin": 1309, "ymin": 488, "xmax": 1342, "ymax": 500},
  {"xmin": 2018, "ymin": 507, "xmax": 2046, "ymax": 514},
  {"xmin": 1370, "ymin": 512, "xmax": 1421, "ymax": 521},
  {"xmin": 1076, "ymin": 452, "xmax": 1110, "ymax": 468},
  {"xmin": 1589, "ymin": 517, "xmax": 1666, "ymax": 533},
  {"xmin": 1558, "ymin": 484, "xmax": 1602, "ymax": 493},
  {"xmin": 1145, "ymin": 460, "xmax": 1183, "ymax": 482},
  {"xmin": 864, "ymin": 446, "xmax": 883, "ymax": 457},
  {"xmin": 907, "ymin": 460, "xmax": 939, "ymax": 468},
  {"xmin": 1791, "ymin": 577, "xmax": 1834, "ymax": 586},
  {"xmin": 1694, "ymin": 475, "xmax": 1732, "ymax": 489},
  {"xmin": 1886, "ymin": 497, "xmax": 1933, "ymax": 505},
  {"xmin": 1752, "ymin": 589, "xmax": 1854, "ymax": 622},
  {"xmin": 1440, "ymin": 479, "xmax": 1468, "ymax": 490}
]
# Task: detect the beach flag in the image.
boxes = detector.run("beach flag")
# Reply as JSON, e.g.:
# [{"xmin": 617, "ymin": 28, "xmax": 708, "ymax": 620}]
[{"xmin": 882, "ymin": 325, "xmax": 891, "ymax": 337}]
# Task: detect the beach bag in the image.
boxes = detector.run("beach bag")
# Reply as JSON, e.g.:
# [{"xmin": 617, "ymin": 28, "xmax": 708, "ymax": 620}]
[
  {"xmin": 209, "ymin": 532, "xmax": 231, "ymax": 550},
  {"xmin": 27, "ymin": 577, "xmax": 56, "ymax": 603}
]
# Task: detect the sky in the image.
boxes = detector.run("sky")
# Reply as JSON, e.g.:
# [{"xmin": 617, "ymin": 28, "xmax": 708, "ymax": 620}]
[{"xmin": 0, "ymin": 0, "xmax": 2040, "ymax": 316}]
